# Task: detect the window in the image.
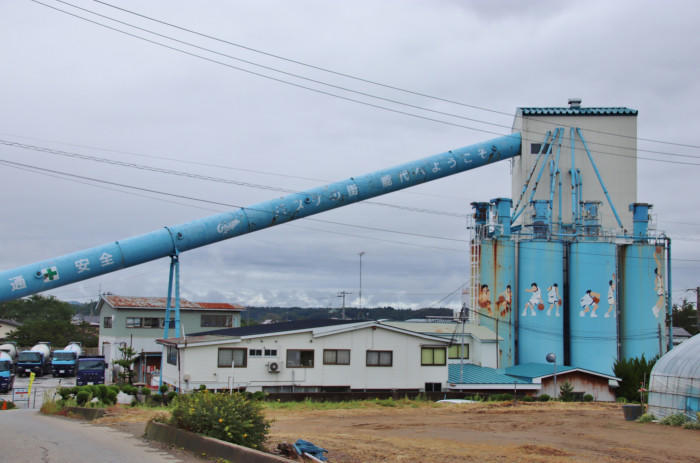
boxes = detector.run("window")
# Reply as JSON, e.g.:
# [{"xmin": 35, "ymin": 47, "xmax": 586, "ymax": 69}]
[
  {"xmin": 126, "ymin": 317, "xmax": 142, "ymax": 328},
  {"xmin": 160, "ymin": 318, "xmax": 176, "ymax": 329},
  {"xmin": 167, "ymin": 346, "xmax": 177, "ymax": 365},
  {"xmin": 218, "ymin": 348, "xmax": 247, "ymax": 368},
  {"xmin": 366, "ymin": 350, "xmax": 392, "ymax": 367},
  {"xmin": 286, "ymin": 349, "xmax": 314, "ymax": 368},
  {"xmin": 425, "ymin": 382, "xmax": 442, "ymax": 392},
  {"xmin": 142, "ymin": 317, "xmax": 160, "ymax": 328},
  {"xmin": 448, "ymin": 344, "xmax": 469, "ymax": 359},
  {"xmin": 103, "ymin": 317, "xmax": 112, "ymax": 329},
  {"xmin": 201, "ymin": 314, "xmax": 233, "ymax": 328},
  {"xmin": 421, "ymin": 347, "xmax": 446, "ymax": 366},
  {"xmin": 323, "ymin": 349, "xmax": 350, "ymax": 365},
  {"xmin": 264, "ymin": 349, "xmax": 277, "ymax": 357},
  {"xmin": 531, "ymin": 143, "xmax": 551, "ymax": 154},
  {"xmin": 249, "ymin": 349, "xmax": 263, "ymax": 357}
]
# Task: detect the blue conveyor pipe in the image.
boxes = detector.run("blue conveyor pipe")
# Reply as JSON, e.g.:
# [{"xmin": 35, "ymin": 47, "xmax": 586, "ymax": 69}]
[{"xmin": 0, "ymin": 133, "xmax": 522, "ymax": 302}]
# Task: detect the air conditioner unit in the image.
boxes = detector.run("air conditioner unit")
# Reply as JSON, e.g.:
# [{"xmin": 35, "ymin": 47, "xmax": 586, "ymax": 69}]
[{"xmin": 266, "ymin": 361, "xmax": 281, "ymax": 373}]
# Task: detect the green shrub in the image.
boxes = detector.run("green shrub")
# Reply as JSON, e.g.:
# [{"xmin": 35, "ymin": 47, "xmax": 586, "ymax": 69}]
[
  {"xmin": 58, "ymin": 387, "xmax": 73, "ymax": 401},
  {"xmin": 537, "ymin": 394, "xmax": 551, "ymax": 402},
  {"xmin": 199, "ymin": 384, "xmax": 207, "ymax": 392},
  {"xmin": 150, "ymin": 394, "xmax": 163, "ymax": 406},
  {"xmin": 160, "ymin": 384, "xmax": 169, "ymax": 394},
  {"xmin": 171, "ymin": 391, "xmax": 270, "ymax": 449},
  {"xmin": 166, "ymin": 391, "xmax": 178, "ymax": 405},
  {"xmin": 105, "ymin": 390, "xmax": 118, "ymax": 405},
  {"xmin": 76, "ymin": 390, "xmax": 90, "ymax": 406},
  {"xmin": 660, "ymin": 413, "xmax": 690, "ymax": 427},
  {"xmin": 250, "ymin": 391, "xmax": 266, "ymax": 401},
  {"xmin": 96, "ymin": 384, "xmax": 108, "ymax": 402},
  {"xmin": 637, "ymin": 413, "xmax": 656, "ymax": 423},
  {"xmin": 583, "ymin": 394, "xmax": 594, "ymax": 402},
  {"xmin": 682, "ymin": 421, "xmax": 700, "ymax": 430},
  {"xmin": 521, "ymin": 396, "xmax": 535, "ymax": 402},
  {"xmin": 140, "ymin": 387, "xmax": 151, "ymax": 396},
  {"xmin": 616, "ymin": 397, "xmax": 628, "ymax": 404}
]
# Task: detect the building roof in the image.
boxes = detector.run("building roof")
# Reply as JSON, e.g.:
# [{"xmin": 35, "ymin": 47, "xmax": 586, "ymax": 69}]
[
  {"xmin": 448, "ymin": 364, "xmax": 531, "ymax": 385},
  {"xmin": 101, "ymin": 295, "xmax": 244, "ymax": 311},
  {"xmin": 159, "ymin": 319, "xmax": 451, "ymax": 347},
  {"xmin": 0, "ymin": 319, "xmax": 22, "ymax": 327},
  {"xmin": 505, "ymin": 363, "xmax": 619, "ymax": 381},
  {"xmin": 519, "ymin": 107, "xmax": 637, "ymax": 116},
  {"xmin": 383, "ymin": 321, "xmax": 500, "ymax": 341},
  {"xmin": 672, "ymin": 326, "xmax": 692, "ymax": 338}
]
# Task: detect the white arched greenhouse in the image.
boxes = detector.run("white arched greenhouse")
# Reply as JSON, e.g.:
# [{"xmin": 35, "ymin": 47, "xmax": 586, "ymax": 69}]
[{"xmin": 648, "ymin": 333, "xmax": 700, "ymax": 420}]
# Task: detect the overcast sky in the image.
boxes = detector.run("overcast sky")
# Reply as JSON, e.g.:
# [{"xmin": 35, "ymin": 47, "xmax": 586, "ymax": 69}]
[{"xmin": 1, "ymin": 0, "xmax": 699, "ymax": 309}]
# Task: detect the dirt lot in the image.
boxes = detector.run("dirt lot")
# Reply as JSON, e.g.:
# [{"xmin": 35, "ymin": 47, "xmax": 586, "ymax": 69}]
[{"xmin": 266, "ymin": 402, "xmax": 700, "ymax": 463}]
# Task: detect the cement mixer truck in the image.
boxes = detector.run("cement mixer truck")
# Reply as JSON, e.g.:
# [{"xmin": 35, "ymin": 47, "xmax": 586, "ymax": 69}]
[
  {"xmin": 16, "ymin": 342, "xmax": 51, "ymax": 377},
  {"xmin": 51, "ymin": 341, "xmax": 82, "ymax": 377},
  {"xmin": 0, "ymin": 342, "xmax": 18, "ymax": 363},
  {"xmin": 0, "ymin": 352, "xmax": 15, "ymax": 392}
]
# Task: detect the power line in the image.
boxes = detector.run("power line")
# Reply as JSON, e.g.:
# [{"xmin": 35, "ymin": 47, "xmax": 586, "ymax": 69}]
[
  {"xmin": 0, "ymin": 138, "xmax": 466, "ymax": 218},
  {"xmin": 29, "ymin": 0, "xmax": 700, "ymax": 163},
  {"xmin": 91, "ymin": 0, "xmax": 700, "ymax": 151}
]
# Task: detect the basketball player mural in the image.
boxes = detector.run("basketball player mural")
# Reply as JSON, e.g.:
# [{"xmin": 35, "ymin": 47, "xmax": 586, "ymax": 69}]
[
  {"xmin": 651, "ymin": 247, "xmax": 665, "ymax": 318},
  {"xmin": 522, "ymin": 282, "xmax": 544, "ymax": 317}
]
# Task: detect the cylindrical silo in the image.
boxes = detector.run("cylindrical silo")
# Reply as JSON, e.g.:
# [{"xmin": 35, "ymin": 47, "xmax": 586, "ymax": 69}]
[
  {"xmin": 478, "ymin": 238, "xmax": 515, "ymax": 368},
  {"xmin": 568, "ymin": 241, "xmax": 618, "ymax": 374},
  {"xmin": 517, "ymin": 240, "xmax": 565, "ymax": 365},
  {"xmin": 620, "ymin": 244, "xmax": 666, "ymax": 360}
]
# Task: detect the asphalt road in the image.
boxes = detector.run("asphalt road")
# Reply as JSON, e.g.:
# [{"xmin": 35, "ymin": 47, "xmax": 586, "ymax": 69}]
[{"xmin": 0, "ymin": 409, "xmax": 184, "ymax": 463}]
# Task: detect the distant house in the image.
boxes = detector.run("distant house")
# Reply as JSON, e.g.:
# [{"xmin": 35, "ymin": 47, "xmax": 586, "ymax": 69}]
[
  {"xmin": 97, "ymin": 294, "xmax": 245, "ymax": 385},
  {"xmin": 0, "ymin": 319, "xmax": 21, "ymax": 340},
  {"xmin": 382, "ymin": 321, "xmax": 500, "ymax": 368},
  {"xmin": 671, "ymin": 326, "xmax": 693, "ymax": 346},
  {"xmin": 71, "ymin": 313, "xmax": 100, "ymax": 327},
  {"xmin": 446, "ymin": 363, "xmax": 620, "ymax": 401},
  {"xmin": 157, "ymin": 319, "xmax": 450, "ymax": 393}
]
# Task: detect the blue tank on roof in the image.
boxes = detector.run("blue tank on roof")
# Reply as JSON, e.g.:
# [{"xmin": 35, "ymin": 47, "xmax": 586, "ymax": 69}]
[{"xmin": 568, "ymin": 241, "xmax": 618, "ymax": 374}]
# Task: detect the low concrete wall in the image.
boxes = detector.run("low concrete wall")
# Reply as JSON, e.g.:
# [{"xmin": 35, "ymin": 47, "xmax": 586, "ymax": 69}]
[
  {"xmin": 65, "ymin": 407, "xmax": 106, "ymax": 421},
  {"xmin": 144, "ymin": 421, "xmax": 293, "ymax": 463}
]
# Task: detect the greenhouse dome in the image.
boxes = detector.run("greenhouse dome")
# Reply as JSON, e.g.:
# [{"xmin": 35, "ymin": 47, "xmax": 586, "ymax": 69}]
[{"xmin": 648, "ymin": 333, "xmax": 700, "ymax": 420}]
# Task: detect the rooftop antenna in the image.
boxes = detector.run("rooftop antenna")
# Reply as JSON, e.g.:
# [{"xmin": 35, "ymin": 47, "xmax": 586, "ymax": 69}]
[{"xmin": 337, "ymin": 291, "xmax": 352, "ymax": 320}]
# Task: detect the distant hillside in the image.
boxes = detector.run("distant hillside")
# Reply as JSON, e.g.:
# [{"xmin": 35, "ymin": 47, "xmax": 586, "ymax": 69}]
[{"xmin": 241, "ymin": 306, "xmax": 453, "ymax": 324}]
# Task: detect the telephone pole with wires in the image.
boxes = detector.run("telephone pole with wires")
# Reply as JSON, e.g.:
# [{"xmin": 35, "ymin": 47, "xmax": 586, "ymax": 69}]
[{"xmin": 337, "ymin": 291, "xmax": 352, "ymax": 320}]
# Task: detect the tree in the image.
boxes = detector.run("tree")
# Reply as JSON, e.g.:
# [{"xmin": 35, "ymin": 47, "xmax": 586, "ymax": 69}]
[
  {"xmin": 113, "ymin": 345, "xmax": 138, "ymax": 384},
  {"xmin": 559, "ymin": 381, "xmax": 575, "ymax": 402},
  {"xmin": 3, "ymin": 295, "xmax": 97, "ymax": 347},
  {"xmin": 613, "ymin": 355, "xmax": 657, "ymax": 402},
  {"xmin": 673, "ymin": 299, "xmax": 699, "ymax": 336}
]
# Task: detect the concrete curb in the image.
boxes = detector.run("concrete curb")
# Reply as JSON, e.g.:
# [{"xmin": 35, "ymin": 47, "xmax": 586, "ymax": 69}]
[
  {"xmin": 144, "ymin": 421, "xmax": 293, "ymax": 463},
  {"xmin": 65, "ymin": 407, "xmax": 106, "ymax": 421}
]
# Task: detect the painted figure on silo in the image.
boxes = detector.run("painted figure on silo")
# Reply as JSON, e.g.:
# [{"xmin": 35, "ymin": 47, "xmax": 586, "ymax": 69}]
[
  {"xmin": 522, "ymin": 282, "xmax": 543, "ymax": 317},
  {"xmin": 579, "ymin": 289, "xmax": 601, "ymax": 317},
  {"xmin": 495, "ymin": 285, "xmax": 512, "ymax": 317},
  {"xmin": 651, "ymin": 247, "xmax": 665, "ymax": 318},
  {"xmin": 604, "ymin": 275, "xmax": 616, "ymax": 318},
  {"xmin": 478, "ymin": 284, "xmax": 492, "ymax": 314},
  {"xmin": 546, "ymin": 283, "xmax": 561, "ymax": 317}
]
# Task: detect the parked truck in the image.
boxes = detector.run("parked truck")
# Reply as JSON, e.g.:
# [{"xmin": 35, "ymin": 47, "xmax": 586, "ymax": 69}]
[
  {"xmin": 51, "ymin": 342, "xmax": 82, "ymax": 377},
  {"xmin": 0, "ymin": 342, "xmax": 18, "ymax": 370},
  {"xmin": 0, "ymin": 352, "xmax": 15, "ymax": 392},
  {"xmin": 76, "ymin": 355, "xmax": 107, "ymax": 386},
  {"xmin": 16, "ymin": 342, "xmax": 51, "ymax": 377}
]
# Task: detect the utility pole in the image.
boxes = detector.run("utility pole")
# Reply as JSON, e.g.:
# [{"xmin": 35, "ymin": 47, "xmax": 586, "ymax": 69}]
[
  {"xmin": 358, "ymin": 251, "xmax": 365, "ymax": 310},
  {"xmin": 337, "ymin": 291, "xmax": 352, "ymax": 320}
]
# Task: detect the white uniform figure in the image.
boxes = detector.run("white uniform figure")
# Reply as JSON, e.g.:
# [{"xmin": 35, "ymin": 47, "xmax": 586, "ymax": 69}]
[
  {"xmin": 546, "ymin": 284, "xmax": 560, "ymax": 317},
  {"xmin": 522, "ymin": 283, "xmax": 543, "ymax": 317},
  {"xmin": 605, "ymin": 278, "xmax": 616, "ymax": 319}
]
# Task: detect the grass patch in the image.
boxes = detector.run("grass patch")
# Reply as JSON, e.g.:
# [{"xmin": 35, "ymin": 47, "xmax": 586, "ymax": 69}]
[{"xmin": 263, "ymin": 397, "xmax": 441, "ymax": 411}]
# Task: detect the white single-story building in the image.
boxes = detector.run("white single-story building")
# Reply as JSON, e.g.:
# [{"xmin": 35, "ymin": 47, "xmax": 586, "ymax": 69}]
[
  {"xmin": 382, "ymin": 320, "xmax": 500, "ymax": 368},
  {"xmin": 157, "ymin": 319, "xmax": 451, "ymax": 393}
]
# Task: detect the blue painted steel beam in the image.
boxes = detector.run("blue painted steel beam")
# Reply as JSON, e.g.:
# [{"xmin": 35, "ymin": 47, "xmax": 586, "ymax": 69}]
[
  {"xmin": 0, "ymin": 134, "xmax": 522, "ymax": 303},
  {"xmin": 575, "ymin": 128, "xmax": 624, "ymax": 229}
]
